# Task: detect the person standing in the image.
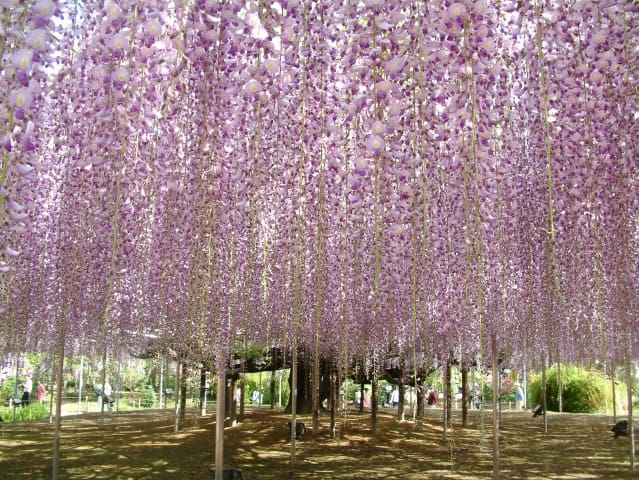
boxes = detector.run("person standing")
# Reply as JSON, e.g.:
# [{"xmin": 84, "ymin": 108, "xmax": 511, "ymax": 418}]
[
  {"xmin": 515, "ymin": 383, "xmax": 525, "ymax": 411},
  {"xmin": 37, "ymin": 381, "xmax": 47, "ymax": 403},
  {"xmin": 363, "ymin": 388, "xmax": 371, "ymax": 409},
  {"xmin": 103, "ymin": 379, "xmax": 114, "ymax": 411},
  {"xmin": 21, "ymin": 375, "xmax": 33, "ymax": 406},
  {"xmin": 427, "ymin": 388, "xmax": 438, "ymax": 408},
  {"xmin": 390, "ymin": 386, "xmax": 399, "ymax": 407}
]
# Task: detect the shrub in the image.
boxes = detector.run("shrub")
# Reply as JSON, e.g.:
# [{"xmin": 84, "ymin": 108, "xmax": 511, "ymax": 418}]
[
  {"xmin": 483, "ymin": 373, "xmax": 516, "ymax": 403},
  {"xmin": 528, "ymin": 365, "xmax": 612, "ymax": 413},
  {"xmin": 140, "ymin": 385, "xmax": 157, "ymax": 408},
  {"xmin": 3, "ymin": 402, "xmax": 49, "ymax": 422},
  {"xmin": 0, "ymin": 378, "xmax": 18, "ymax": 403}
]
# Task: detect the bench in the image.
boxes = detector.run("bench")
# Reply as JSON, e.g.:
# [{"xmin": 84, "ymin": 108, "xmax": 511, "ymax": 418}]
[
  {"xmin": 287, "ymin": 421, "xmax": 306, "ymax": 440},
  {"xmin": 209, "ymin": 468, "xmax": 244, "ymax": 480},
  {"xmin": 612, "ymin": 420, "xmax": 628, "ymax": 438},
  {"xmin": 531, "ymin": 404, "xmax": 544, "ymax": 417}
]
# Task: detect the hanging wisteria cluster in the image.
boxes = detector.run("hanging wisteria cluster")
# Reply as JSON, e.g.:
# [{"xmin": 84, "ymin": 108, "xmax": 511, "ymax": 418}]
[{"xmin": 1, "ymin": 0, "xmax": 638, "ymax": 372}]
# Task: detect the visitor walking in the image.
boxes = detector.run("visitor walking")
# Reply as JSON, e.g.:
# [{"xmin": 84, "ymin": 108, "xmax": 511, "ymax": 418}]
[
  {"xmin": 102, "ymin": 379, "xmax": 114, "ymax": 411},
  {"xmin": 37, "ymin": 381, "xmax": 47, "ymax": 403},
  {"xmin": 473, "ymin": 386, "xmax": 482, "ymax": 410},
  {"xmin": 21, "ymin": 374, "xmax": 33, "ymax": 406},
  {"xmin": 363, "ymin": 388, "xmax": 371, "ymax": 409},
  {"xmin": 251, "ymin": 388, "xmax": 262, "ymax": 405},
  {"xmin": 390, "ymin": 386, "xmax": 399, "ymax": 407},
  {"xmin": 427, "ymin": 388, "xmax": 438, "ymax": 408},
  {"xmin": 515, "ymin": 383, "xmax": 524, "ymax": 411}
]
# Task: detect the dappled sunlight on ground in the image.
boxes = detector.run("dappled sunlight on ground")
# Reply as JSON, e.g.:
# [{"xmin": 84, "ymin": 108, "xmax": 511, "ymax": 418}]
[{"xmin": 0, "ymin": 408, "xmax": 636, "ymax": 479}]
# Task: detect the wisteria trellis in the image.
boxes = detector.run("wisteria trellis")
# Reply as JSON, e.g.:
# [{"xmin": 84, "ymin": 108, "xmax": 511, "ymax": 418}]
[{"xmin": 0, "ymin": 0, "xmax": 638, "ymax": 375}]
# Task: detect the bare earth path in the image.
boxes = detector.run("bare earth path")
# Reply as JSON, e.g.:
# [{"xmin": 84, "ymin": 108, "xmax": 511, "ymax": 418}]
[{"xmin": 0, "ymin": 408, "xmax": 636, "ymax": 479}]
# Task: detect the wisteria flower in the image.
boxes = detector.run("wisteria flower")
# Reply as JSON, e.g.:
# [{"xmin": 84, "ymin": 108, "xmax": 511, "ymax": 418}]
[
  {"xmin": 1, "ymin": 135, "xmax": 11, "ymax": 152},
  {"xmin": 111, "ymin": 66, "xmax": 130, "ymax": 85},
  {"xmin": 389, "ymin": 223, "xmax": 406, "ymax": 238},
  {"xmin": 399, "ymin": 184, "xmax": 412, "ymax": 199},
  {"xmin": 590, "ymin": 29, "xmax": 607, "ymax": 49},
  {"xmin": 104, "ymin": 1, "xmax": 123, "ymax": 22},
  {"xmin": 263, "ymin": 58, "xmax": 280, "ymax": 76},
  {"xmin": 376, "ymin": 80, "xmax": 393, "ymax": 100},
  {"xmin": 384, "ymin": 55, "xmax": 406, "ymax": 78},
  {"xmin": 109, "ymin": 31, "xmax": 130, "ymax": 52},
  {"xmin": 277, "ymin": 71, "xmax": 292, "ymax": 91},
  {"xmin": 388, "ymin": 99, "xmax": 403, "ymax": 118},
  {"xmin": 144, "ymin": 19, "xmax": 162, "ymax": 39},
  {"xmin": 34, "ymin": 0, "xmax": 55, "ymax": 21},
  {"xmin": 93, "ymin": 65, "xmax": 109, "ymax": 82},
  {"xmin": 25, "ymin": 29, "xmax": 49, "ymax": 51},
  {"xmin": 9, "ymin": 87, "xmax": 34, "ymax": 109},
  {"xmin": 11, "ymin": 49, "xmax": 34, "ymax": 72},
  {"xmin": 3, "ymin": 247, "xmax": 20, "ymax": 258},
  {"xmin": 589, "ymin": 69, "xmax": 603, "ymax": 85},
  {"xmin": 448, "ymin": 3, "xmax": 468, "ymax": 22},
  {"xmin": 367, "ymin": 134, "xmax": 385, "ymax": 156},
  {"xmin": 243, "ymin": 78, "xmax": 263, "ymax": 97},
  {"xmin": 595, "ymin": 50, "xmax": 615, "ymax": 71},
  {"xmin": 15, "ymin": 163, "xmax": 35, "ymax": 177},
  {"xmin": 353, "ymin": 157, "xmax": 368, "ymax": 176},
  {"xmin": 348, "ymin": 173, "xmax": 361, "ymax": 190},
  {"xmin": 363, "ymin": 0, "xmax": 385, "ymax": 9},
  {"xmin": 371, "ymin": 120, "xmax": 385, "ymax": 136},
  {"xmin": 246, "ymin": 12, "xmax": 268, "ymax": 40}
]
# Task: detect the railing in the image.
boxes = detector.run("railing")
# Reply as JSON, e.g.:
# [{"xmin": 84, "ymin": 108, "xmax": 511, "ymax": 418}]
[{"xmin": 2, "ymin": 392, "xmax": 203, "ymax": 418}]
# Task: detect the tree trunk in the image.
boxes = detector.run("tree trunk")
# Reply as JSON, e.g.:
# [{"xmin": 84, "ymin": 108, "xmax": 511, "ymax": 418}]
[
  {"xmin": 398, "ymin": 376, "xmax": 405, "ymax": 420},
  {"xmin": 173, "ymin": 357, "xmax": 181, "ymax": 434},
  {"xmin": 285, "ymin": 348, "xmax": 330, "ymax": 414},
  {"xmin": 416, "ymin": 384, "xmax": 424, "ymax": 418},
  {"xmin": 542, "ymin": 356, "xmax": 548, "ymax": 433},
  {"xmin": 214, "ymin": 371, "xmax": 225, "ymax": 480},
  {"xmin": 492, "ymin": 334, "xmax": 500, "ymax": 480},
  {"xmin": 462, "ymin": 365, "xmax": 468, "ymax": 427},
  {"xmin": 51, "ymin": 325, "xmax": 66, "ymax": 480},
  {"xmin": 329, "ymin": 363, "xmax": 337, "ymax": 437},
  {"xmin": 371, "ymin": 369, "xmax": 378, "ymax": 431},
  {"xmin": 557, "ymin": 359, "xmax": 563, "ymax": 413},
  {"xmin": 226, "ymin": 375, "xmax": 237, "ymax": 421},
  {"xmin": 239, "ymin": 375, "xmax": 245, "ymax": 420},
  {"xmin": 445, "ymin": 359, "xmax": 452, "ymax": 430},
  {"xmin": 612, "ymin": 366, "xmax": 617, "ymax": 422},
  {"xmin": 180, "ymin": 361, "xmax": 188, "ymax": 420},
  {"xmin": 270, "ymin": 371, "xmax": 276, "ymax": 409},
  {"xmin": 199, "ymin": 367, "xmax": 207, "ymax": 416}
]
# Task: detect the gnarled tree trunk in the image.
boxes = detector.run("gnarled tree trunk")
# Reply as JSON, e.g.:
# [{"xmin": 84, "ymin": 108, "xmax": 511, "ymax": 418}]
[{"xmin": 285, "ymin": 348, "xmax": 330, "ymax": 415}]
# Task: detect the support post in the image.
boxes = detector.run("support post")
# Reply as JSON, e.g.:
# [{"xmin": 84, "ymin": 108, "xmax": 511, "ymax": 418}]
[
  {"xmin": 51, "ymin": 322, "xmax": 66, "ymax": 480},
  {"xmin": 542, "ymin": 356, "xmax": 548, "ymax": 433},
  {"xmin": 462, "ymin": 365, "xmax": 468, "ymax": 428},
  {"xmin": 159, "ymin": 356, "xmax": 164, "ymax": 409},
  {"xmin": 290, "ymin": 344, "xmax": 298, "ymax": 465},
  {"xmin": 611, "ymin": 366, "xmax": 617, "ymax": 422},
  {"xmin": 626, "ymin": 359, "xmax": 635, "ymax": 469},
  {"xmin": 78, "ymin": 355, "xmax": 83, "ymax": 414},
  {"xmin": 491, "ymin": 334, "xmax": 499, "ymax": 480},
  {"xmin": 215, "ymin": 371, "xmax": 226, "ymax": 480}
]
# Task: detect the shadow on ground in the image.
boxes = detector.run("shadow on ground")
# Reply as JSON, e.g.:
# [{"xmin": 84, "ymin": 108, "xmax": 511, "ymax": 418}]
[{"xmin": 0, "ymin": 408, "xmax": 636, "ymax": 479}]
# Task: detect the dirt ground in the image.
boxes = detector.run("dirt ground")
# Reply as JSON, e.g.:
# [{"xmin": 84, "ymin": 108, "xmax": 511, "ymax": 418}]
[{"xmin": 0, "ymin": 407, "xmax": 637, "ymax": 479}]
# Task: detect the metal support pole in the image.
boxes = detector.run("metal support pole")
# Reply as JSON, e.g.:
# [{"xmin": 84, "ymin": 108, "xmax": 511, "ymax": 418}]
[{"xmin": 214, "ymin": 371, "xmax": 226, "ymax": 480}]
